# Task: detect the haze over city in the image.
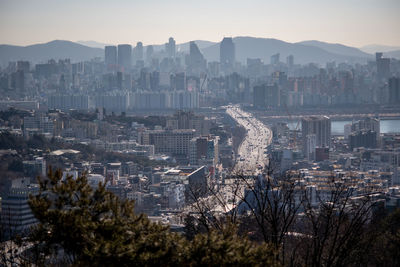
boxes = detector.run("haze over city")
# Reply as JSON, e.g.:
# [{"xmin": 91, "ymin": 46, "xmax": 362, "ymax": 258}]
[
  {"xmin": 0, "ymin": 0, "xmax": 400, "ymax": 266},
  {"xmin": 1, "ymin": 0, "xmax": 399, "ymax": 47}
]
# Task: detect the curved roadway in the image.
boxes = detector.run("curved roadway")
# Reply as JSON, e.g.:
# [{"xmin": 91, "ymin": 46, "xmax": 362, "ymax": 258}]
[{"xmin": 226, "ymin": 105, "xmax": 272, "ymax": 174}]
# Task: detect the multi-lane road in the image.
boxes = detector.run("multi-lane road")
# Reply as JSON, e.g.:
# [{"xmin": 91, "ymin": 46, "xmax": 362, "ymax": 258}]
[
  {"xmin": 226, "ymin": 105, "xmax": 272, "ymax": 174},
  {"xmin": 185, "ymin": 105, "xmax": 273, "ymax": 215}
]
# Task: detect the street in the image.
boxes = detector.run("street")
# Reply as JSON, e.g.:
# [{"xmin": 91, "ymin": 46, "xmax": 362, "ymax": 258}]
[{"xmin": 226, "ymin": 105, "xmax": 272, "ymax": 174}]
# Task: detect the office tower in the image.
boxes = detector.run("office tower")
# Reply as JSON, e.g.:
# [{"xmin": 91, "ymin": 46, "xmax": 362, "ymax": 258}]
[
  {"xmin": 117, "ymin": 71, "xmax": 123, "ymax": 90},
  {"xmin": 186, "ymin": 41, "xmax": 206, "ymax": 75},
  {"xmin": 141, "ymin": 129, "xmax": 195, "ymax": 156},
  {"xmin": 165, "ymin": 37, "xmax": 176, "ymax": 58},
  {"xmin": 376, "ymin": 52, "xmax": 390, "ymax": 81},
  {"xmin": 149, "ymin": 71, "xmax": 160, "ymax": 91},
  {"xmin": 388, "ymin": 77, "xmax": 400, "ymax": 104},
  {"xmin": 17, "ymin": 61, "xmax": 30, "ymax": 72},
  {"xmin": 253, "ymin": 85, "xmax": 267, "ymax": 108},
  {"xmin": 189, "ymin": 42, "xmax": 204, "ymax": 62},
  {"xmin": 117, "ymin": 44, "xmax": 132, "ymax": 72},
  {"xmin": 166, "ymin": 110, "xmax": 210, "ymax": 136},
  {"xmin": 286, "ymin": 55, "xmax": 294, "ymax": 68},
  {"xmin": 220, "ymin": 37, "xmax": 235, "ymax": 73},
  {"xmin": 171, "ymin": 72, "xmax": 186, "ymax": 91},
  {"xmin": 11, "ymin": 70, "xmax": 25, "ymax": 93},
  {"xmin": 105, "ymin": 46, "xmax": 117, "ymax": 72},
  {"xmin": 271, "ymin": 53, "xmax": 280, "ymax": 65},
  {"xmin": 146, "ymin": 45, "xmax": 154, "ymax": 64},
  {"xmin": 339, "ymin": 71, "xmax": 354, "ymax": 95},
  {"xmin": 349, "ymin": 130, "xmax": 377, "ymax": 150},
  {"xmin": 247, "ymin": 58, "xmax": 262, "ymax": 77},
  {"xmin": 253, "ymin": 84, "xmax": 279, "ymax": 108},
  {"xmin": 207, "ymin": 62, "xmax": 219, "ymax": 78},
  {"xmin": 351, "ymin": 117, "xmax": 380, "ymax": 137},
  {"xmin": 301, "ymin": 116, "xmax": 331, "ymax": 156},
  {"xmin": 134, "ymin": 42, "xmax": 144, "ymax": 62}
]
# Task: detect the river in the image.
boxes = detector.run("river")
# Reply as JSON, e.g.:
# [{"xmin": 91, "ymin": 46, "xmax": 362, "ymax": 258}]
[{"xmin": 287, "ymin": 119, "xmax": 400, "ymax": 135}]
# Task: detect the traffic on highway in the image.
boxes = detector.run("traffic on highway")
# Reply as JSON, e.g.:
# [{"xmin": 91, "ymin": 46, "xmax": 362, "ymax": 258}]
[{"xmin": 226, "ymin": 105, "xmax": 272, "ymax": 174}]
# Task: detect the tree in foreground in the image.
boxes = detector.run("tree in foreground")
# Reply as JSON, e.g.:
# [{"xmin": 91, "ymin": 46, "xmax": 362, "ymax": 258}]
[
  {"xmin": 25, "ymin": 168, "xmax": 278, "ymax": 266},
  {"xmin": 185, "ymin": 164, "xmax": 400, "ymax": 267}
]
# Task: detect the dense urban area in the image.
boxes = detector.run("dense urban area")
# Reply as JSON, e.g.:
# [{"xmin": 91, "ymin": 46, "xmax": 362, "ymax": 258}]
[{"xmin": 0, "ymin": 36, "xmax": 400, "ymax": 265}]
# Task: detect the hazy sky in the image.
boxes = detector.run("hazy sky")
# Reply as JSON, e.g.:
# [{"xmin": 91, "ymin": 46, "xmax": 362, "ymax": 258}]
[{"xmin": 0, "ymin": 0, "xmax": 399, "ymax": 47}]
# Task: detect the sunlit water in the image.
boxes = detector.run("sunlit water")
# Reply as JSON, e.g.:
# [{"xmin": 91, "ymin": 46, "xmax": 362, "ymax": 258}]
[{"xmin": 287, "ymin": 119, "xmax": 400, "ymax": 134}]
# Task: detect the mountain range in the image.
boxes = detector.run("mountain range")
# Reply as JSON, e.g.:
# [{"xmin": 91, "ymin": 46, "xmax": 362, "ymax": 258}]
[
  {"xmin": 1, "ymin": 37, "xmax": 399, "ymax": 67},
  {"xmin": 0, "ymin": 40, "xmax": 103, "ymax": 66}
]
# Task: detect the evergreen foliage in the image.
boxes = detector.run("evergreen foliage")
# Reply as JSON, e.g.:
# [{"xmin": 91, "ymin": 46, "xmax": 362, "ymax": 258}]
[{"xmin": 28, "ymin": 169, "xmax": 279, "ymax": 266}]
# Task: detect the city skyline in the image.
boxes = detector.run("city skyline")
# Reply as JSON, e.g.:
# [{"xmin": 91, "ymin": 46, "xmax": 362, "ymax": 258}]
[{"xmin": 1, "ymin": 0, "xmax": 399, "ymax": 47}]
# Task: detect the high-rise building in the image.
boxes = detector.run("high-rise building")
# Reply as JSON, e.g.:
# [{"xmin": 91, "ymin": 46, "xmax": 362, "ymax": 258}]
[
  {"xmin": 220, "ymin": 37, "xmax": 235, "ymax": 73},
  {"xmin": 253, "ymin": 84, "xmax": 279, "ymax": 108},
  {"xmin": 186, "ymin": 42, "xmax": 206, "ymax": 75},
  {"xmin": 286, "ymin": 55, "xmax": 294, "ymax": 68},
  {"xmin": 117, "ymin": 44, "xmax": 132, "ymax": 72},
  {"xmin": 351, "ymin": 117, "xmax": 380, "ymax": 137},
  {"xmin": 253, "ymin": 85, "xmax": 267, "ymax": 108},
  {"xmin": 349, "ymin": 130, "xmax": 377, "ymax": 150},
  {"xmin": 11, "ymin": 70, "xmax": 25, "ymax": 93},
  {"xmin": 146, "ymin": 45, "xmax": 154, "ymax": 64},
  {"xmin": 140, "ymin": 129, "xmax": 195, "ymax": 156},
  {"xmin": 376, "ymin": 52, "xmax": 390, "ymax": 81},
  {"xmin": 17, "ymin": 61, "xmax": 30, "ymax": 72},
  {"xmin": 171, "ymin": 72, "xmax": 186, "ymax": 91},
  {"xmin": 271, "ymin": 53, "xmax": 280, "ymax": 65},
  {"xmin": 134, "ymin": 42, "xmax": 144, "ymax": 62},
  {"xmin": 301, "ymin": 116, "xmax": 331, "ymax": 155},
  {"xmin": 166, "ymin": 110, "xmax": 210, "ymax": 136},
  {"xmin": 105, "ymin": 46, "xmax": 117, "ymax": 72},
  {"xmin": 165, "ymin": 37, "xmax": 176, "ymax": 58},
  {"xmin": 389, "ymin": 77, "xmax": 400, "ymax": 104}
]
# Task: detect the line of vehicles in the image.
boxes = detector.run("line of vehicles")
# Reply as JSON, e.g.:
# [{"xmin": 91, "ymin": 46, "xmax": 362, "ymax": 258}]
[{"xmin": 226, "ymin": 105, "xmax": 272, "ymax": 174}]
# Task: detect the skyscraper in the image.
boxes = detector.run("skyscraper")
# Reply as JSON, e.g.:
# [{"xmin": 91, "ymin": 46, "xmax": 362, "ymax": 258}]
[
  {"xmin": 376, "ymin": 52, "xmax": 390, "ymax": 81},
  {"xmin": 117, "ymin": 44, "xmax": 132, "ymax": 72},
  {"xmin": 105, "ymin": 46, "xmax": 117, "ymax": 72},
  {"xmin": 301, "ymin": 116, "xmax": 331, "ymax": 156},
  {"xmin": 134, "ymin": 42, "xmax": 144, "ymax": 62},
  {"xmin": 271, "ymin": 53, "xmax": 280, "ymax": 65},
  {"xmin": 186, "ymin": 41, "xmax": 206, "ymax": 75},
  {"xmin": 286, "ymin": 55, "xmax": 294, "ymax": 68},
  {"xmin": 253, "ymin": 85, "xmax": 266, "ymax": 108},
  {"xmin": 253, "ymin": 84, "xmax": 279, "ymax": 108},
  {"xmin": 166, "ymin": 37, "xmax": 176, "ymax": 58},
  {"xmin": 146, "ymin": 45, "xmax": 154, "ymax": 64},
  {"xmin": 220, "ymin": 37, "xmax": 235, "ymax": 73}
]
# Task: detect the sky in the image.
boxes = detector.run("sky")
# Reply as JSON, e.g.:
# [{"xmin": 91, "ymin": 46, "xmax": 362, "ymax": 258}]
[{"xmin": 0, "ymin": 0, "xmax": 399, "ymax": 47}]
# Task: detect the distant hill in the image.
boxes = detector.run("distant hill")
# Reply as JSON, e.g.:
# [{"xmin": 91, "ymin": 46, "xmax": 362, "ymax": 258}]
[
  {"xmin": 77, "ymin": 40, "xmax": 111, "ymax": 49},
  {"xmin": 360, "ymin": 44, "xmax": 400, "ymax": 54},
  {"xmin": 1, "ymin": 37, "xmax": 393, "ymax": 67},
  {"xmin": 149, "ymin": 40, "xmax": 217, "ymax": 53},
  {"xmin": 0, "ymin": 40, "xmax": 103, "ymax": 66},
  {"xmin": 297, "ymin": 40, "xmax": 372, "ymax": 58},
  {"xmin": 201, "ymin": 36, "xmax": 371, "ymax": 65},
  {"xmin": 384, "ymin": 50, "xmax": 400, "ymax": 59}
]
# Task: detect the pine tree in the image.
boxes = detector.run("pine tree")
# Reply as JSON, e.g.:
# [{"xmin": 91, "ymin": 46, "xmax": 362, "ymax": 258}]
[{"xmin": 28, "ymin": 168, "xmax": 279, "ymax": 266}]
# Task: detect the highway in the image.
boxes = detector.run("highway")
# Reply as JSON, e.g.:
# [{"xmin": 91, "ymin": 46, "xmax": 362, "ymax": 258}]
[
  {"xmin": 184, "ymin": 105, "xmax": 273, "ymax": 215},
  {"xmin": 226, "ymin": 105, "xmax": 272, "ymax": 174}
]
